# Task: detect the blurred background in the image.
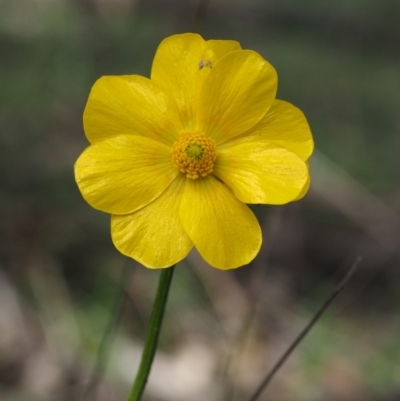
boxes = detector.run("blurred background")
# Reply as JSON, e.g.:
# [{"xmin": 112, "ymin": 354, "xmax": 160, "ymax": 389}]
[{"xmin": 1, "ymin": 0, "xmax": 400, "ymax": 400}]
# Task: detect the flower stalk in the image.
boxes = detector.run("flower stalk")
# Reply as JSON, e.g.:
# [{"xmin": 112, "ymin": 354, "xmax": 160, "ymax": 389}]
[{"xmin": 126, "ymin": 265, "xmax": 175, "ymax": 401}]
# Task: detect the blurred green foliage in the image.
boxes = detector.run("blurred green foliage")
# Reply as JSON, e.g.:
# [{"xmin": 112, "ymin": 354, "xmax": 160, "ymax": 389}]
[{"xmin": 1, "ymin": 1, "xmax": 400, "ymax": 400}]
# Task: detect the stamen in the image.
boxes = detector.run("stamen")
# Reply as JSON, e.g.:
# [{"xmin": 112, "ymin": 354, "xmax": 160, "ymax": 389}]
[{"xmin": 171, "ymin": 131, "xmax": 217, "ymax": 179}]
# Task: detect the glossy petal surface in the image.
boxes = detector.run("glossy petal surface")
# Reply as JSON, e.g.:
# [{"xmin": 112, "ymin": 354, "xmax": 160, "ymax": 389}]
[
  {"xmin": 206, "ymin": 39, "xmax": 241, "ymax": 59},
  {"xmin": 214, "ymin": 142, "xmax": 309, "ymax": 204},
  {"xmin": 111, "ymin": 176, "xmax": 193, "ymax": 268},
  {"xmin": 75, "ymin": 135, "xmax": 178, "ymax": 214},
  {"xmin": 84, "ymin": 75, "xmax": 180, "ymax": 146},
  {"xmin": 199, "ymin": 50, "xmax": 277, "ymax": 144},
  {"xmin": 296, "ymin": 177, "xmax": 311, "ymax": 200},
  {"xmin": 179, "ymin": 176, "xmax": 261, "ymax": 269},
  {"xmin": 224, "ymin": 100, "xmax": 314, "ymax": 160},
  {"xmin": 151, "ymin": 33, "xmax": 209, "ymax": 130}
]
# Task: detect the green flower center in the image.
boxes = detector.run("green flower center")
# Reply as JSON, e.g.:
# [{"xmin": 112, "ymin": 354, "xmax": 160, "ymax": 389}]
[{"xmin": 185, "ymin": 143, "xmax": 204, "ymax": 160}]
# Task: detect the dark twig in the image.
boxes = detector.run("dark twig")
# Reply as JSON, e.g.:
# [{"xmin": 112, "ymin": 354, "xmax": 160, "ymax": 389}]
[
  {"xmin": 192, "ymin": 0, "xmax": 211, "ymax": 33},
  {"xmin": 222, "ymin": 209, "xmax": 283, "ymax": 401},
  {"xmin": 81, "ymin": 260, "xmax": 132, "ymax": 401},
  {"xmin": 246, "ymin": 256, "xmax": 362, "ymax": 401}
]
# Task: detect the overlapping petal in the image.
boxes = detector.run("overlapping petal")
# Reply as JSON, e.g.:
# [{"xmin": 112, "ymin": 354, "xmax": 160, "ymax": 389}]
[
  {"xmin": 74, "ymin": 135, "xmax": 178, "ymax": 214},
  {"xmin": 214, "ymin": 141, "xmax": 309, "ymax": 204},
  {"xmin": 294, "ymin": 172, "xmax": 310, "ymax": 200},
  {"xmin": 111, "ymin": 176, "xmax": 193, "ymax": 268},
  {"xmin": 151, "ymin": 33, "xmax": 209, "ymax": 130},
  {"xmin": 151, "ymin": 34, "xmax": 243, "ymax": 131},
  {"xmin": 198, "ymin": 50, "xmax": 277, "ymax": 144},
  {"xmin": 179, "ymin": 176, "xmax": 261, "ymax": 269},
  {"xmin": 83, "ymin": 75, "xmax": 181, "ymax": 146},
  {"xmin": 222, "ymin": 100, "xmax": 313, "ymax": 160},
  {"xmin": 206, "ymin": 39, "xmax": 241, "ymax": 59}
]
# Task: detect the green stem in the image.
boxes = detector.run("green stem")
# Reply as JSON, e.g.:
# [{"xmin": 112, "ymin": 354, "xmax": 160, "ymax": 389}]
[{"xmin": 126, "ymin": 265, "xmax": 176, "ymax": 401}]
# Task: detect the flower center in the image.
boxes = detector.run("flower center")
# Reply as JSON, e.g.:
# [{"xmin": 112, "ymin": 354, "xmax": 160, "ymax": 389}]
[{"xmin": 171, "ymin": 131, "xmax": 217, "ymax": 179}]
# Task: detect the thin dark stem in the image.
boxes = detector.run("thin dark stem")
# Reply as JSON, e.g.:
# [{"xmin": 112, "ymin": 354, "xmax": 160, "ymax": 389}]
[
  {"xmin": 246, "ymin": 256, "xmax": 362, "ymax": 401},
  {"xmin": 222, "ymin": 209, "xmax": 282, "ymax": 401},
  {"xmin": 82, "ymin": 260, "xmax": 132, "ymax": 401},
  {"xmin": 192, "ymin": 0, "xmax": 211, "ymax": 33},
  {"xmin": 126, "ymin": 265, "xmax": 176, "ymax": 401}
]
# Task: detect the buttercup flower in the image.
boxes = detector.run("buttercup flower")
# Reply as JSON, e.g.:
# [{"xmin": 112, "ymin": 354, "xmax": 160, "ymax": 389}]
[{"xmin": 74, "ymin": 33, "xmax": 313, "ymax": 270}]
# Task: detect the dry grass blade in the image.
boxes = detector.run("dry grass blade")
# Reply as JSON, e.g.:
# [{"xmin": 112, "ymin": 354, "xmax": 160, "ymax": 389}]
[{"xmin": 246, "ymin": 256, "xmax": 362, "ymax": 401}]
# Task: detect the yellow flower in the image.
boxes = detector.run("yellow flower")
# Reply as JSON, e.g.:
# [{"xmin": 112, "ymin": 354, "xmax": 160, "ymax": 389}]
[{"xmin": 74, "ymin": 33, "xmax": 313, "ymax": 270}]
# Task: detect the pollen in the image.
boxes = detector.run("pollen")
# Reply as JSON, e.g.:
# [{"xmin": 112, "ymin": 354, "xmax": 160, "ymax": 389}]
[{"xmin": 171, "ymin": 131, "xmax": 217, "ymax": 179}]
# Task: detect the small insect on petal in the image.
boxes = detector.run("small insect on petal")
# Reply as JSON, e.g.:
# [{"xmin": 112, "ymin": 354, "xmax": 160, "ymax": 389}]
[{"xmin": 199, "ymin": 59, "xmax": 213, "ymax": 70}]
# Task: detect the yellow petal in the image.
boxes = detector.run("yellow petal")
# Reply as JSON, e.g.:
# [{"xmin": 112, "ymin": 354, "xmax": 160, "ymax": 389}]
[
  {"xmin": 74, "ymin": 135, "xmax": 178, "ymax": 214},
  {"xmin": 294, "ymin": 172, "xmax": 311, "ymax": 200},
  {"xmin": 111, "ymin": 176, "xmax": 193, "ymax": 268},
  {"xmin": 214, "ymin": 142, "xmax": 309, "ymax": 204},
  {"xmin": 222, "ymin": 100, "xmax": 314, "ymax": 161},
  {"xmin": 206, "ymin": 39, "xmax": 241, "ymax": 59},
  {"xmin": 151, "ymin": 33, "xmax": 210, "ymax": 130},
  {"xmin": 198, "ymin": 50, "xmax": 277, "ymax": 144},
  {"xmin": 83, "ymin": 75, "xmax": 180, "ymax": 146},
  {"xmin": 179, "ymin": 176, "xmax": 261, "ymax": 269}
]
